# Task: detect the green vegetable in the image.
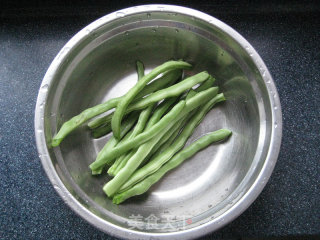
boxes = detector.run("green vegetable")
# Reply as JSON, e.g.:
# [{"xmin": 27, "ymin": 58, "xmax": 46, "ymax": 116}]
[
  {"xmin": 87, "ymin": 70, "xmax": 182, "ymax": 130},
  {"xmin": 143, "ymin": 79, "xmax": 215, "ymax": 163},
  {"xmin": 91, "ymin": 122, "xmax": 112, "ymax": 139},
  {"xmin": 90, "ymin": 87, "xmax": 218, "ymax": 172},
  {"xmin": 145, "ymin": 97, "xmax": 178, "ymax": 129},
  {"xmin": 136, "ymin": 60, "xmax": 145, "ymax": 80},
  {"xmin": 90, "ymin": 71, "xmax": 207, "ymax": 133},
  {"xmin": 92, "ymin": 113, "xmax": 139, "ymax": 175},
  {"xmin": 118, "ymin": 93, "xmax": 226, "ymax": 192},
  {"xmin": 112, "ymin": 129, "xmax": 232, "ymax": 204},
  {"xmin": 89, "ymin": 100, "xmax": 187, "ymax": 172},
  {"xmin": 142, "ymin": 113, "xmax": 190, "ymax": 167},
  {"xmin": 51, "ymin": 70, "xmax": 183, "ymax": 147},
  {"xmin": 108, "ymin": 97, "xmax": 180, "ymax": 176},
  {"xmin": 122, "ymin": 71, "xmax": 210, "ymax": 112},
  {"xmin": 92, "ymin": 112, "xmax": 141, "ymax": 138},
  {"xmin": 88, "ymin": 72, "xmax": 211, "ymax": 134},
  {"xmin": 109, "ymin": 150, "xmax": 135, "ymax": 176},
  {"xmin": 107, "ymin": 61, "xmax": 150, "ymax": 176},
  {"xmin": 195, "ymin": 75, "xmax": 215, "ymax": 92},
  {"xmin": 103, "ymin": 127, "xmax": 169, "ymax": 197},
  {"xmin": 103, "ymin": 99, "xmax": 191, "ymax": 196},
  {"xmin": 111, "ymin": 60, "xmax": 192, "ymax": 139},
  {"xmin": 52, "ymin": 98, "xmax": 119, "ymax": 147}
]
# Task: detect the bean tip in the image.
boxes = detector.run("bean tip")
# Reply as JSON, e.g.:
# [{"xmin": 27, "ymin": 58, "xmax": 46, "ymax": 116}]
[{"xmin": 51, "ymin": 138, "xmax": 61, "ymax": 147}]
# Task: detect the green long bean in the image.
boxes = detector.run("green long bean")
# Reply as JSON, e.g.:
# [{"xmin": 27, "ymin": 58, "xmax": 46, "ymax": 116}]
[
  {"xmin": 92, "ymin": 113, "xmax": 139, "ymax": 175},
  {"xmin": 136, "ymin": 60, "xmax": 145, "ymax": 80},
  {"xmin": 52, "ymin": 68, "xmax": 184, "ymax": 147},
  {"xmin": 195, "ymin": 75, "xmax": 215, "ymax": 92},
  {"xmin": 89, "ymin": 87, "xmax": 218, "ymax": 172},
  {"xmin": 122, "ymin": 71, "xmax": 209, "ymax": 112},
  {"xmin": 144, "ymin": 80, "xmax": 214, "ymax": 161},
  {"xmin": 52, "ymin": 98, "xmax": 118, "ymax": 147},
  {"xmin": 111, "ymin": 60, "xmax": 192, "ymax": 139},
  {"xmin": 109, "ymin": 97, "xmax": 179, "ymax": 176},
  {"xmin": 109, "ymin": 150, "xmax": 136, "ymax": 176},
  {"xmin": 89, "ymin": 100, "xmax": 187, "ymax": 171},
  {"xmin": 144, "ymin": 115, "xmax": 187, "ymax": 163},
  {"xmin": 142, "ymin": 112, "xmax": 191, "ymax": 167},
  {"xmin": 145, "ymin": 97, "xmax": 178, "ymax": 129},
  {"xmin": 119, "ymin": 93, "xmax": 226, "ymax": 192},
  {"xmin": 108, "ymin": 65, "xmax": 150, "ymax": 176},
  {"xmin": 113, "ymin": 129, "xmax": 232, "ymax": 204},
  {"xmin": 111, "ymin": 111, "xmax": 188, "ymax": 176},
  {"xmin": 87, "ymin": 70, "xmax": 182, "ymax": 130},
  {"xmin": 145, "ymin": 81, "xmax": 213, "ymax": 158},
  {"xmin": 88, "ymin": 71, "xmax": 209, "ymax": 132},
  {"xmin": 92, "ymin": 122, "xmax": 112, "ymax": 139},
  {"xmin": 103, "ymin": 122, "xmax": 174, "ymax": 197}
]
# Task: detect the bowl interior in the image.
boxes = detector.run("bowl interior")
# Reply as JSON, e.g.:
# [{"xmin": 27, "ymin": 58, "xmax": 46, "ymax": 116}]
[{"xmin": 44, "ymin": 11, "xmax": 272, "ymax": 232}]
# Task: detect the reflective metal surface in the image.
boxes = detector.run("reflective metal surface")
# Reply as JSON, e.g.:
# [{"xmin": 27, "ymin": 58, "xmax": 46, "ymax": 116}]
[{"xmin": 35, "ymin": 5, "xmax": 282, "ymax": 240}]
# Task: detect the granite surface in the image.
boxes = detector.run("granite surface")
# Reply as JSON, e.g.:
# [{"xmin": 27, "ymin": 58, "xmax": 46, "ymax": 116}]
[{"xmin": 0, "ymin": 2, "xmax": 319, "ymax": 239}]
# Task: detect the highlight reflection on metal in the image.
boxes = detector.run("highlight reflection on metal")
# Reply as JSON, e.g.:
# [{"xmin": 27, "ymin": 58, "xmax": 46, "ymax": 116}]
[{"xmin": 35, "ymin": 4, "xmax": 282, "ymax": 240}]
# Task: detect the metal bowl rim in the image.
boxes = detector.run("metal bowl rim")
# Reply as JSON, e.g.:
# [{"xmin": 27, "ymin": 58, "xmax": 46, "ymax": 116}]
[{"xmin": 34, "ymin": 4, "xmax": 282, "ymax": 240}]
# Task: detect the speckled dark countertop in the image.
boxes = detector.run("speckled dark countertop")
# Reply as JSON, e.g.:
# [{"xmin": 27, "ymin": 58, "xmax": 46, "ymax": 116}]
[{"xmin": 0, "ymin": 1, "xmax": 319, "ymax": 239}]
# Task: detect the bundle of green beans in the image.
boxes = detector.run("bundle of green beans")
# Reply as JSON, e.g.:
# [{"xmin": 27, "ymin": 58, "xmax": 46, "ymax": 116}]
[{"xmin": 51, "ymin": 60, "xmax": 232, "ymax": 204}]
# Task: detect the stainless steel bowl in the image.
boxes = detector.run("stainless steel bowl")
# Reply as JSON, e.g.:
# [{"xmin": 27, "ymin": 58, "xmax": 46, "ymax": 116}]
[{"xmin": 35, "ymin": 5, "xmax": 282, "ymax": 239}]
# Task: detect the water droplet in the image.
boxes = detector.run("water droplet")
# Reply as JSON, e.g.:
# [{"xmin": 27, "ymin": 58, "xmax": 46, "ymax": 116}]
[
  {"xmin": 225, "ymin": 188, "xmax": 229, "ymax": 191},
  {"xmin": 147, "ymin": 13, "xmax": 151, "ymax": 18},
  {"xmin": 245, "ymin": 46, "xmax": 250, "ymax": 50},
  {"xmin": 208, "ymin": 204, "xmax": 212, "ymax": 208},
  {"xmin": 116, "ymin": 12, "xmax": 125, "ymax": 17},
  {"xmin": 175, "ymin": 29, "xmax": 179, "ymax": 33},
  {"xmin": 125, "ymin": 31, "xmax": 129, "ymax": 36},
  {"xmin": 39, "ymin": 102, "xmax": 45, "ymax": 109},
  {"xmin": 84, "ymin": 28, "xmax": 92, "ymax": 34},
  {"xmin": 274, "ymin": 122, "xmax": 278, "ymax": 128},
  {"xmin": 249, "ymin": 52, "xmax": 254, "ymax": 56},
  {"xmin": 41, "ymin": 84, "xmax": 49, "ymax": 92},
  {"xmin": 274, "ymin": 106, "xmax": 278, "ymax": 110},
  {"xmin": 262, "ymin": 71, "xmax": 266, "ymax": 77},
  {"xmin": 50, "ymin": 112, "xmax": 56, "ymax": 117},
  {"xmin": 37, "ymin": 129, "xmax": 43, "ymax": 133},
  {"xmin": 152, "ymin": 28, "xmax": 156, "ymax": 32}
]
